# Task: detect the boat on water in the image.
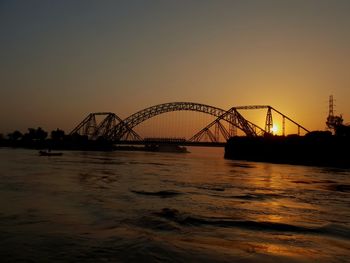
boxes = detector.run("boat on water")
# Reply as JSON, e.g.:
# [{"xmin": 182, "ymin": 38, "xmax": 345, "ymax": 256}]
[
  {"xmin": 145, "ymin": 144, "xmax": 189, "ymax": 153},
  {"xmin": 39, "ymin": 150, "xmax": 63, "ymax": 156},
  {"xmin": 157, "ymin": 144, "xmax": 189, "ymax": 153}
]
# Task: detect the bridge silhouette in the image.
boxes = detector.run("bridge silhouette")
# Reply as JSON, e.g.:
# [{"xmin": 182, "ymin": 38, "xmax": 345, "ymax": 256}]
[{"xmin": 70, "ymin": 102, "xmax": 309, "ymax": 146}]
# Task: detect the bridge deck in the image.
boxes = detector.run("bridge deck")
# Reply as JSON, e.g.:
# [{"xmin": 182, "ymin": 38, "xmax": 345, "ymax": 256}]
[{"xmin": 115, "ymin": 140, "xmax": 226, "ymax": 147}]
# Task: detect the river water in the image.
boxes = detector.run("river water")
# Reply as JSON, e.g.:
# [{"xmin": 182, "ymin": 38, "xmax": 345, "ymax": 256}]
[{"xmin": 0, "ymin": 148, "xmax": 349, "ymax": 262}]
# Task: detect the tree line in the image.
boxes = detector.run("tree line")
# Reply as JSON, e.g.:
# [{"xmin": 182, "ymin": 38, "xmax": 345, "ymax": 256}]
[
  {"xmin": 0, "ymin": 127, "xmax": 113, "ymax": 151},
  {"xmin": 3, "ymin": 127, "xmax": 66, "ymax": 141}
]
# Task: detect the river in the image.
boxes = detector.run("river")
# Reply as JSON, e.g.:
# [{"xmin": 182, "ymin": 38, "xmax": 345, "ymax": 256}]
[{"xmin": 0, "ymin": 148, "xmax": 349, "ymax": 262}]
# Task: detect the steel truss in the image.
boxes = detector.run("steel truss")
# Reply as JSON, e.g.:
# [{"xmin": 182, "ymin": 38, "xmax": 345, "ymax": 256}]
[
  {"xmin": 189, "ymin": 107, "xmax": 265, "ymax": 142},
  {"xmin": 234, "ymin": 105, "xmax": 309, "ymax": 136},
  {"xmin": 70, "ymin": 103, "xmax": 310, "ymax": 143},
  {"xmin": 107, "ymin": 102, "xmax": 265, "ymax": 141},
  {"xmin": 70, "ymin": 112, "xmax": 141, "ymax": 140}
]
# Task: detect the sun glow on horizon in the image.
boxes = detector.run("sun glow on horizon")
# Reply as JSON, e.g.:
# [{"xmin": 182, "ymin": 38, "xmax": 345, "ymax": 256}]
[{"xmin": 271, "ymin": 124, "xmax": 279, "ymax": 134}]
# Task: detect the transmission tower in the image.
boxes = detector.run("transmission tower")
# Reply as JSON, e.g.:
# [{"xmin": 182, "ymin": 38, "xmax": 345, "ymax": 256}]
[
  {"xmin": 326, "ymin": 95, "xmax": 343, "ymax": 132},
  {"xmin": 329, "ymin": 95, "xmax": 334, "ymax": 118}
]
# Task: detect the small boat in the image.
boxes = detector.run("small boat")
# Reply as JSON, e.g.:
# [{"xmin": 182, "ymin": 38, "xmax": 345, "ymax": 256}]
[
  {"xmin": 145, "ymin": 144, "xmax": 189, "ymax": 153},
  {"xmin": 39, "ymin": 150, "xmax": 63, "ymax": 156}
]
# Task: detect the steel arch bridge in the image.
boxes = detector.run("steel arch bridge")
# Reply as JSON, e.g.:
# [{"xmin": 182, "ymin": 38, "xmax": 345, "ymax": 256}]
[
  {"xmin": 70, "ymin": 102, "xmax": 309, "ymax": 144},
  {"xmin": 107, "ymin": 102, "xmax": 266, "ymax": 140}
]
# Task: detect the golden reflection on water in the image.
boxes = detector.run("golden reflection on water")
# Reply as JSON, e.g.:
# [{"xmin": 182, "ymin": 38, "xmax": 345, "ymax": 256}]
[
  {"xmin": 174, "ymin": 232, "xmax": 323, "ymax": 262},
  {"xmin": 0, "ymin": 149, "xmax": 349, "ymax": 262},
  {"xmin": 260, "ymin": 240, "xmax": 319, "ymax": 260}
]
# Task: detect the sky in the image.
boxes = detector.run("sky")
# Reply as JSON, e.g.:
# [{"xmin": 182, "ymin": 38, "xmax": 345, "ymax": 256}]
[{"xmin": 1, "ymin": 0, "xmax": 350, "ymax": 135}]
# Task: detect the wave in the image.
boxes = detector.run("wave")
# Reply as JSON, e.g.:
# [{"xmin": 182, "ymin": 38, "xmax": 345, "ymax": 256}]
[
  {"xmin": 131, "ymin": 190, "xmax": 182, "ymax": 198},
  {"xmin": 229, "ymin": 162, "xmax": 255, "ymax": 168},
  {"xmin": 323, "ymin": 184, "xmax": 350, "ymax": 192},
  {"xmin": 196, "ymin": 192, "xmax": 285, "ymax": 201},
  {"xmin": 197, "ymin": 186, "xmax": 225, "ymax": 192},
  {"xmin": 153, "ymin": 208, "xmax": 350, "ymax": 239},
  {"xmin": 219, "ymin": 193, "xmax": 283, "ymax": 201},
  {"xmin": 291, "ymin": 180, "xmax": 350, "ymax": 192}
]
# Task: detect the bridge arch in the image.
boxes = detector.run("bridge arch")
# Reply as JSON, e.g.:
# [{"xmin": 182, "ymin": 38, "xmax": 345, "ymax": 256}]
[{"xmin": 107, "ymin": 102, "xmax": 265, "ymax": 141}]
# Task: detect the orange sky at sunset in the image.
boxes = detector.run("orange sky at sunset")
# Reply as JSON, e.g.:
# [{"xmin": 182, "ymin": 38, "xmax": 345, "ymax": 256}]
[{"xmin": 1, "ymin": 1, "xmax": 350, "ymax": 136}]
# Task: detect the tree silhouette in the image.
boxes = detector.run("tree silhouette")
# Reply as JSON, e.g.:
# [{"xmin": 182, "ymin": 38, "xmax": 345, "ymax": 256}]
[
  {"xmin": 8, "ymin": 130, "xmax": 23, "ymax": 141},
  {"xmin": 51, "ymin": 129, "xmax": 65, "ymax": 140},
  {"xmin": 23, "ymin": 128, "xmax": 35, "ymax": 141},
  {"xmin": 23, "ymin": 127, "xmax": 48, "ymax": 141},
  {"xmin": 36, "ymin": 127, "xmax": 48, "ymax": 140}
]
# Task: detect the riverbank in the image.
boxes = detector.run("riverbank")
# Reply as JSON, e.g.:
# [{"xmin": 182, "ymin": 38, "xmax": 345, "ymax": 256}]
[
  {"xmin": 0, "ymin": 139, "xmax": 115, "ymax": 151},
  {"xmin": 0, "ymin": 140, "xmax": 189, "ymax": 153},
  {"xmin": 225, "ymin": 132, "xmax": 350, "ymax": 168}
]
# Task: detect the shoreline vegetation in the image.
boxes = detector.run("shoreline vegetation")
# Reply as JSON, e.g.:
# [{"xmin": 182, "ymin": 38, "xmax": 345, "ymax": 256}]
[
  {"xmin": 0, "ymin": 128, "xmax": 115, "ymax": 151},
  {"xmin": 0, "ymin": 128, "xmax": 188, "ymax": 153},
  {"xmin": 1, "ymin": 128, "xmax": 349, "ymax": 167}
]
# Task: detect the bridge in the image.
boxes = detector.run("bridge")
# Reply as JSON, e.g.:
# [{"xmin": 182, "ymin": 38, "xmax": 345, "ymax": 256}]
[{"xmin": 70, "ymin": 102, "xmax": 309, "ymax": 146}]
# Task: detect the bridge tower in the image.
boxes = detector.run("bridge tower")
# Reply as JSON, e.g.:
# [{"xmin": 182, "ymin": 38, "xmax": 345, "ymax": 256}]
[{"xmin": 265, "ymin": 106, "xmax": 273, "ymax": 134}]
